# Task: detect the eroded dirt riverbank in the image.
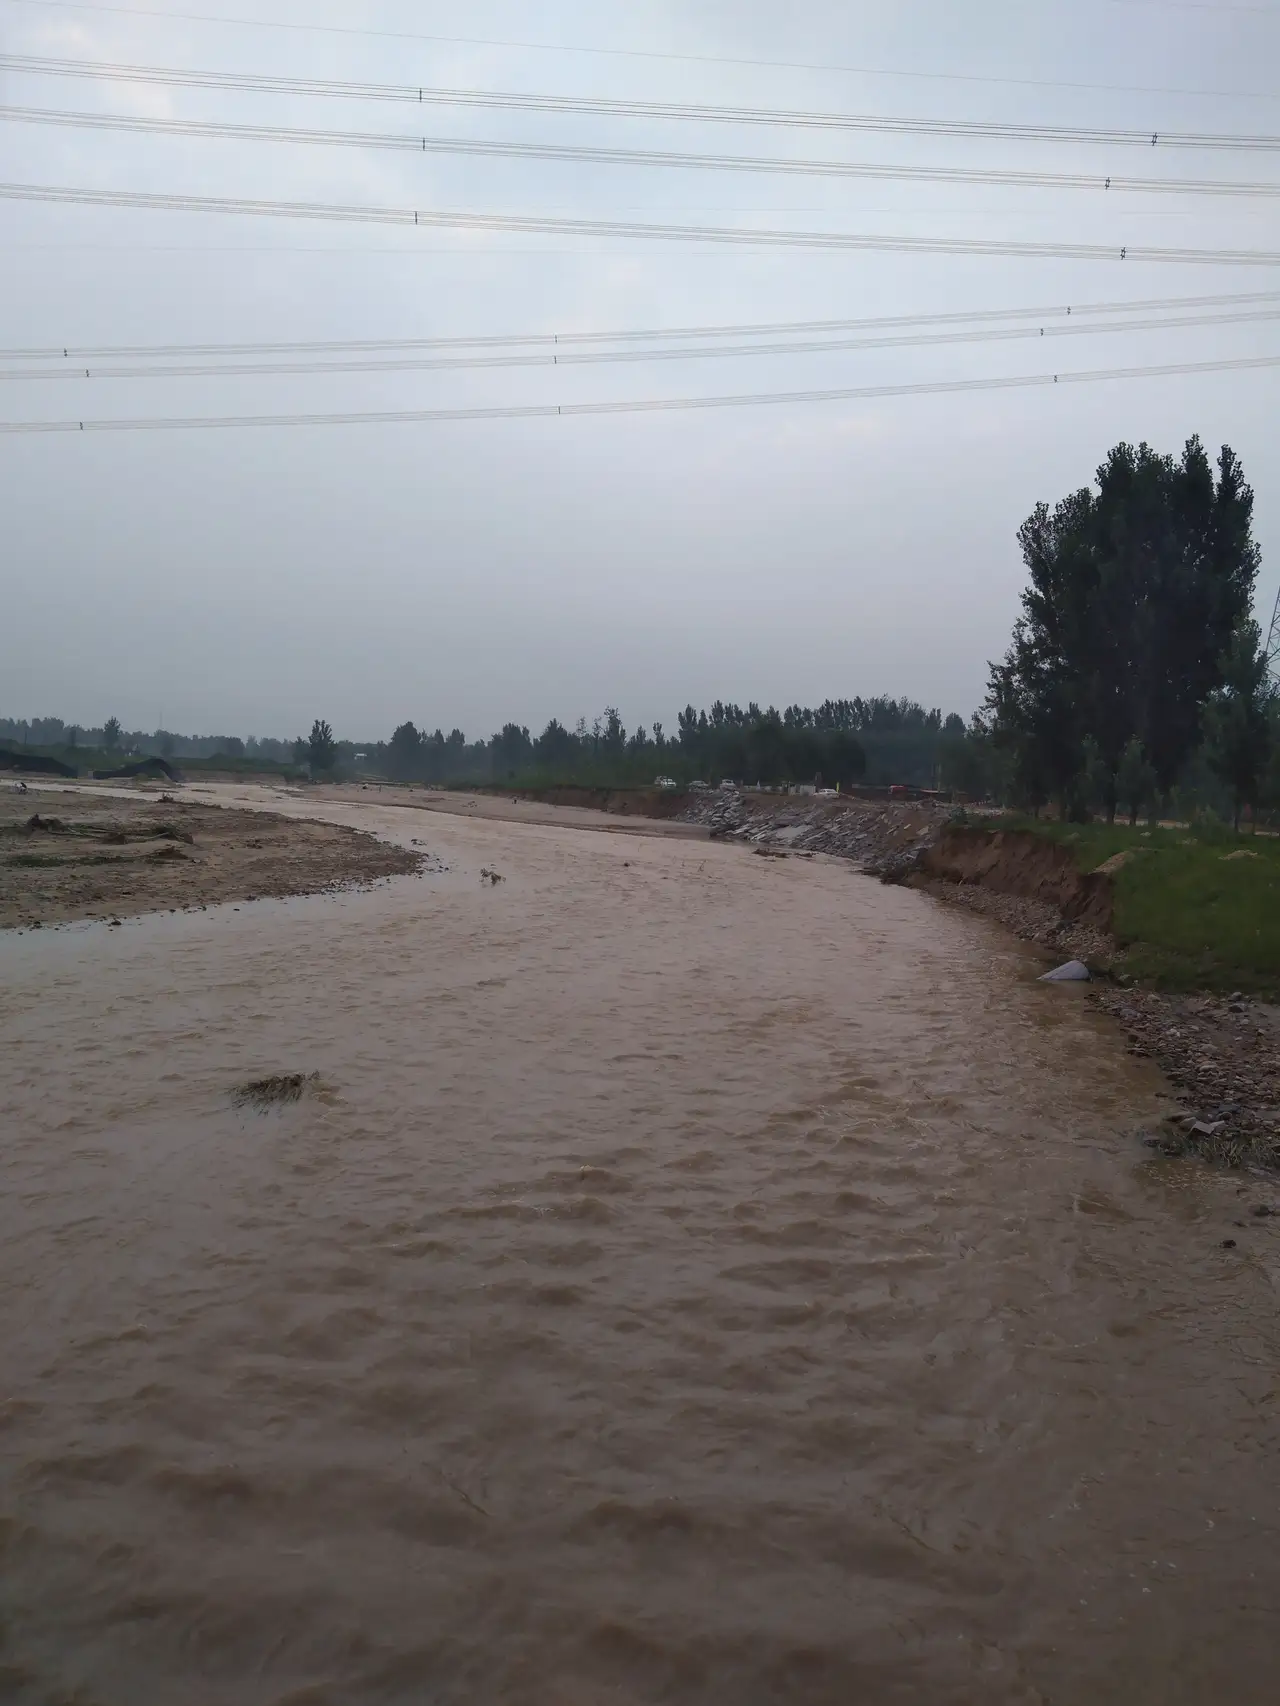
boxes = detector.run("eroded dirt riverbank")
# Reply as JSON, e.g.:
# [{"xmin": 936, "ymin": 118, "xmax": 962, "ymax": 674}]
[{"xmin": 3, "ymin": 793, "xmax": 1279, "ymax": 1704}]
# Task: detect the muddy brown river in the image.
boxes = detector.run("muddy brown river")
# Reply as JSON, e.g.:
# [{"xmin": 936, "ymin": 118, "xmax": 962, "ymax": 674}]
[{"xmin": 3, "ymin": 792, "xmax": 1279, "ymax": 1704}]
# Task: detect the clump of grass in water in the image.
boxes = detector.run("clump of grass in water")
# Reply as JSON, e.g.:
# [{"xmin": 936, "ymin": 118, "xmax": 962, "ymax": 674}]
[{"xmin": 233, "ymin": 1072, "xmax": 319, "ymax": 1110}]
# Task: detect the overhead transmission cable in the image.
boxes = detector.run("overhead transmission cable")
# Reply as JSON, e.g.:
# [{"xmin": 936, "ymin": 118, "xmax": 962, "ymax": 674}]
[
  {"xmin": 8, "ymin": 287, "xmax": 1277, "ymax": 362},
  {"xmin": 1108, "ymin": 0, "xmax": 1280, "ymax": 13},
  {"xmin": 8, "ymin": 105, "xmax": 1280, "ymax": 195},
  {"xmin": 3, "ymin": 54, "xmax": 1280, "ymax": 152},
  {"xmin": 4, "ymin": 306, "xmax": 1278, "ymax": 384},
  {"xmin": 0, "ymin": 2, "xmax": 1272, "ymax": 101},
  {"xmin": 6, "ymin": 182, "xmax": 1280, "ymax": 265},
  {"xmin": 3, "ymin": 353, "xmax": 1278, "ymax": 435}
]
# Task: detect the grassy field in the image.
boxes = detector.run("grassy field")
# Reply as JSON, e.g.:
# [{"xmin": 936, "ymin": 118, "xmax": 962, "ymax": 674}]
[
  {"xmin": 1007, "ymin": 817, "xmax": 1280, "ymax": 995},
  {"xmin": 179, "ymin": 755, "xmax": 300, "ymax": 778}
]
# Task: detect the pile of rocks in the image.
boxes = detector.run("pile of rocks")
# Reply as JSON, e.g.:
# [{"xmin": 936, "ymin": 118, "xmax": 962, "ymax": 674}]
[
  {"xmin": 701, "ymin": 793, "xmax": 749, "ymax": 837},
  {"xmin": 681, "ymin": 789, "xmax": 954, "ymax": 870}
]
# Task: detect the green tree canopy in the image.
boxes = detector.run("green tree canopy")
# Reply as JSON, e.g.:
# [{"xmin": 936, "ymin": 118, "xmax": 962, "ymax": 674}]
[
  {"xmin": 534, "ymin": 719, "xmax": 577, "ymax": 771},
  {"xmin": 1205, "ymin": 622, "xmax": 1273, "ymax": 830},
  {"xmin": 989, "ymin": 437, "xmax": 1260, "ymax": 817},
  {"xmin": 308, "ymin": 718, "xmax": 337, "ymax": 774},
  {"xmin": 388, "ymin": 720, "xmax": 422, "ymax": 780},
  {"xmin": 1116, "ymin": 736, "xmax": 1158, "ymax": 827},
  {"xmin": 491, "ymin": 723, "xmax": 533, "ymax": 776}
]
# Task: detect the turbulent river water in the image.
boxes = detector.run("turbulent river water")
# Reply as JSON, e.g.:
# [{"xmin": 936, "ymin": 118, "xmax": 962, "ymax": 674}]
[{"xmin": 3, "ymin": 790, "xmax": 1279, "ymax": 1705}]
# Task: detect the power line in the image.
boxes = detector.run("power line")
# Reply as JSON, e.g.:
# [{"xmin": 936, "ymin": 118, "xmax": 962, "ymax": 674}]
[
  {"xmin": 8, "ymin": 288, "xmax": 1277, "ymax": 361},
  {"xmin": 1107, "ymin": 0, "xmax": 1279, "ymax": 13},
  {"xmin": 2, "ymin": 242, "xmax": 929, "ymax": 255},
  {"xmin": 11, "ymin": 104, "xmax": 1280, "ymax": 194},
  {"xmin": 1, "ymin": 0, "xmax": 1273, "ymax": 101},
  {"xmin": 3, "ymin": 352, "xmax": 1277, "ymax": 434},
  {"xmin": 4, "ymin": 307, "xmax": 1278, "ymax": 383},
  {"xmin": 12, "ymin": 209, "xmax": 1278, "ymax": 253},
  {"xmin": 5, "ymin": 55, "xmax": 1280, "ymax": 151},
  {"xmin": 7, "ymin": 181, "xmax": 1280, "ymax": 264},
  {"xmin": 9, "ymin": 196, "xmax": 1280, "ymax": 251}
]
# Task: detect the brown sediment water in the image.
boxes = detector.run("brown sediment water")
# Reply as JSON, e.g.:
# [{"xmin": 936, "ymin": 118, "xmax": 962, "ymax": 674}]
[{"xmin": 2, "ymin": 792, "xmax": 1278, "ymax": 1706}]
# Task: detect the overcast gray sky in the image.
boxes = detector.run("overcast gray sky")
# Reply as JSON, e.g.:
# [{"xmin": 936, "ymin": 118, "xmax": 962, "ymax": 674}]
[{"xmin": 3, "ymin": 0, "xmax": 1278, "ymax": 741}]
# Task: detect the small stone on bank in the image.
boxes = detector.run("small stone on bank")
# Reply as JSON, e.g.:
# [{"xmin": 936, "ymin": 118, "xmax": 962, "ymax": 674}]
[{"xmin": 1039, "ymin": 959, "xmax": 1091, "ymax": 983}]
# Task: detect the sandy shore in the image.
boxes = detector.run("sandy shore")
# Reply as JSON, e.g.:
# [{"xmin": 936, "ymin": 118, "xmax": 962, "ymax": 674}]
[
  {"xmin": 302, "ymin": 781, "xmax": 712, "ymax": 838},
  {"xmin": 0, "ymin": 778, "xmax": 704, "ymax": 931},
  {"xmin": 0, "ymin": 783, "xmax": 422, "ymax": 929}
]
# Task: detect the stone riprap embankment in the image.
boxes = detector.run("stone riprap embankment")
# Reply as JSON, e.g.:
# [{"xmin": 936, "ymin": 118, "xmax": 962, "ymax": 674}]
[{"xmin": 678, "ymin": 788, "xmax": 954, "ymax": 872}]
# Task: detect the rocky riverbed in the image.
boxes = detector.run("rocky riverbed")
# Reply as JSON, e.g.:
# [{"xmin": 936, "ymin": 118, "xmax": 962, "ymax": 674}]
[{"xmin": 1094, "ymin": 986, "xmax": 1280, "ymax": 1172}]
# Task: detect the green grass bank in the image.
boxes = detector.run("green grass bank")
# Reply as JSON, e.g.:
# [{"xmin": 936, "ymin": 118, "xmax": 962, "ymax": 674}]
[{"xmin": 1007, "ymin": 818, "xmax": 1280, "ymax": 996}]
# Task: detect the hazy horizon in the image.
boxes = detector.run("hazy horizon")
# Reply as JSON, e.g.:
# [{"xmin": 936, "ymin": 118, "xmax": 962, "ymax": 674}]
[{"xmin": 4, "ymin": 0, "xmax": 1278, "ymax": 740}]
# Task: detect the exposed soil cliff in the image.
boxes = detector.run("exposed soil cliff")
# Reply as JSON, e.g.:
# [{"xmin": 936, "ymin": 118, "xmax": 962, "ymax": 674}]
[
  {"xmin": 915, "ymin": 825, "xmax": 1115, "ymax": 933},
  {"xmin": 504, "ymin": 785, "xmax": 694, "ymax": 820}
]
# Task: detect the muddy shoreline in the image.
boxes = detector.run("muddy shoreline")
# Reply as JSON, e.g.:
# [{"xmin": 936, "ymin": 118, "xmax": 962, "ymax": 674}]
[{"xmin": 0, "ymin": 786, "xmax": 422, "ymax": 929}]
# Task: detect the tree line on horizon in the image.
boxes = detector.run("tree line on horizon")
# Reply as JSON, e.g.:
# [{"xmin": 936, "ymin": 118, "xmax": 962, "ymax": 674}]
[
  {"xmin": 378, "ymin": 696, "xmax": 958, "ymax": 790},
  {"xmin": 11, "ymin": 434, "xmax": 1274, "ymax": 821},
  {"xmin": 4, "ymin": 695, "xmax": 962, "ymax": 791},
  {"xmin": 0, "ymin": 716, "xmax": 296, "ymax": 766}
]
